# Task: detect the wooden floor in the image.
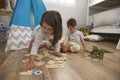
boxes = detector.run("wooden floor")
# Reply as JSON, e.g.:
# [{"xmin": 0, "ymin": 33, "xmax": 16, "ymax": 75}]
[{"xmin": 0, "ymin": 40, "xmax": 120, "ymax": 80}]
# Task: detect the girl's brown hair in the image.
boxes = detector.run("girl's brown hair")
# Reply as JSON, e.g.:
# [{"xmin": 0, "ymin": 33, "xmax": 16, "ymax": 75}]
[{"xmin": 40, "ymin": 10, "xmax": 62, "ymax": 47}]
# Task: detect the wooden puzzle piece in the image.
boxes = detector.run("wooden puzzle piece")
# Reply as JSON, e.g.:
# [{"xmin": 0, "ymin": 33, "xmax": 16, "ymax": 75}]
[
  {"xmin": 24, "ymin": 54, "xmax": 30, "ymax": 57},
  {"xmin": 47, "ymin": 60, "xmax": 55, "ymax": 65},
  {"xmin": 53, "ymin": 57, "xmax": 62, "ymax": 61},
  {"xmin": 49, "ymin": 55, "xmax": 56, "ymax": 59},
  {"xmin": 36, "ymin": 54, "xmax": 43, "ymax": 58},
  {"xmin": 34, "ymin": 61, "xmax": 45, "ymax": 66},
  {"xmin": 46, "ymin": 64, "xmax": 64, "ymax": 68},
  {"xmin": 19, "ymin": 70, "xmax": 32, "ymax": 75},
  {"xmin": 43, "ymin": 50, "xmax": 51, "ymax": 57},
  {"xmin": 55, "ymin": 61, "xmax": 63, "ymax": 64},
  {"xmin": 35, "ymin": 57, "xmax": 42, "ymax": 61},
  {"xmin": 35, "ymin": 55, "xmax": 44, "ymax": 61},
  {"xmin": 53, "ymin": 56, "xmax": 67, "ymax": 61},
  {"xmin": 43, "ymin": 50, "xmax": 49, "ymax": 55},
  {"xmin": 62, "ymin": 54, "xmax": 67, "ymax": 57},
  {"xmin": 22, "ymin": 58, "xmax": 45, "ymax": 66},
  {"xmin": 19, "ymin": 70, "xmax": 43, "ymax": 76}
]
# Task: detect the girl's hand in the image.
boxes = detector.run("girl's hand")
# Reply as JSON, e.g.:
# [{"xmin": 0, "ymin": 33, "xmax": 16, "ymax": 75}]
[
  {"xmin": 21, "ymin": 63, "xmax": 35, "ymax": 71},
  {"xmin": 54, "ymin": 52, "xmax": 62, "ymax": 57}
]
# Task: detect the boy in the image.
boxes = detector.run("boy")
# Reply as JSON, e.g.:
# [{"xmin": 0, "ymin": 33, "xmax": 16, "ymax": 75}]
[{"xmin": 61, "ymin": 18, "xmax": 89, "ymax": 53}]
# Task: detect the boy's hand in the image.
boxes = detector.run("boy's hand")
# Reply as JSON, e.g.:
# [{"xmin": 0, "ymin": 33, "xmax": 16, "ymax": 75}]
[{"xmin": 84, "ymin": 49, "xmax": 90, "ymax": 53}]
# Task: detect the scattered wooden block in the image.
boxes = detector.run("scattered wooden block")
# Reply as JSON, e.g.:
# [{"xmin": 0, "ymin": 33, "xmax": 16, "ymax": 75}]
[
  {"xmin": 46, "ymin": 64, "xmax": 64, "ymax": 68},
  {"xmin": 55, "ymin": 61, "xmax": 63, "ymax": 64},
  {"xmin": 34, "ymin": 61, "xmax": 45, "ymax": 66},
  {"xmin": 35, "ymin": 54, "xmax": 44, "ymax": 61},
  {"xmin": 49, "ymin": 55, "xmax": 56, "ymax": 59},
  {"xmin": 24, "ymin": 54, "xmax": 30, "ymax": 57},
  {"xmin": 19, "ymin": 70, "xmax": 43, "ymax": 76},
  {"xmin": 62, "ymin": 54, "xmax": 67, "ymax": 57},
  {"xmin": 53, "ymin": 56, "xmax": 67, "ymax": 61},
  {"xmin": 19, "ymin": 70, "xmax": 32, "ymax": 75},
  {"xmin": 47, "ymin": 59, "xmax": 64, "ymax": 65},
  {"xmin": 53, "ymin": 57, "xmax": 62, "ymax": 61},
  {"xmin": 47, "ymin": 60, "xmax": 55, "ymax": 65},
  {"xmin": 43, "ymin": 50, "xmax": 51, "ymax": 57},
  {"xmin": 36, "ymin": 54, "xmax": 43, "ymax": 58}
]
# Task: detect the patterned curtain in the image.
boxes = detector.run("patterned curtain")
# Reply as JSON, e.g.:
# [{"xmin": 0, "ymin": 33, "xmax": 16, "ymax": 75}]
[{"xmin": 32, "ymin": 0, "xmax": 46, "ymax": 26}]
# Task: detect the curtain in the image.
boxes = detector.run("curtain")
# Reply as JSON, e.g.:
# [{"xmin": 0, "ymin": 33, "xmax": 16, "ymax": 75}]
[
  {"xmin": 32, "ymin": 0, "xmax": 46, "ymax": 26},
  {"xmin": 9, "ymin": 0, "xmax": 46, "ymax": 27},
  {"xmin": 9, "ymin": 0, "xmax": 31, "ymax": 27}
]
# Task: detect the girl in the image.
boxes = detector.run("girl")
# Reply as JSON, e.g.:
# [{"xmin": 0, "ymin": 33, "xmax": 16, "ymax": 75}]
[{"xmin": 21, "ymin": 10, "xmax": 63, "ymax": 71}]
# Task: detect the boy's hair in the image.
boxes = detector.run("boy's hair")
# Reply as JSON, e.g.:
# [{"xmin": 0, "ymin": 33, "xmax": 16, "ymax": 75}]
[
  {"xmin": 40, "ymin": 10, "xmax": 62, "ymax": 47},
  {"xmin": 67, "ymin": 18, "xmax": 77, "ymax": 28}
]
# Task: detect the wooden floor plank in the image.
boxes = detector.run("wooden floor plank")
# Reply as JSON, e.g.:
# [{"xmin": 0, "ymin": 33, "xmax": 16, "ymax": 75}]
[{"xmin": 0, "ymin": 50, "xmax": 24, "ymax": 80}]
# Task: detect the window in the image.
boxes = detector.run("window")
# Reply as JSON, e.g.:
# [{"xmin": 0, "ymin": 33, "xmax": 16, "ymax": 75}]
[{"xmin": 44, "ymin": 0, "xmax": 76, "ymax": 7}]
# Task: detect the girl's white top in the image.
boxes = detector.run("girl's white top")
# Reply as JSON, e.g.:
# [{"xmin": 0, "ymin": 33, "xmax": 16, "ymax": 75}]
[{"xmin": 30, "ymin": 26, "xmax": 60, "ymax": 55}]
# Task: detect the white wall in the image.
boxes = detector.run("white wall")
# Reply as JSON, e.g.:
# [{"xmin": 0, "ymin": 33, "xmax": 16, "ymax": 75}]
[{"xmin": 43, "ymin": 0, "xmax": 88, "ymax": 34}]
